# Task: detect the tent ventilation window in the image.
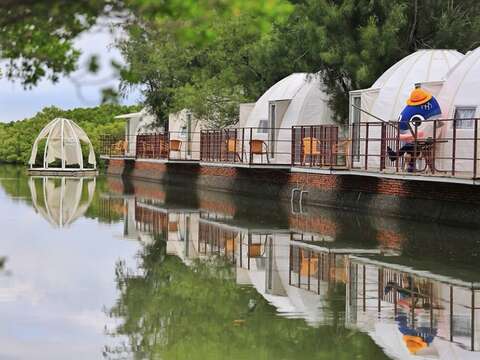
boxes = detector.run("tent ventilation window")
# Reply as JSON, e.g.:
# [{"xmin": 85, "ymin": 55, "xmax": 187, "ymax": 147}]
[
  {"xmin": 454, "ymin": 107, "xmax": 476, "ymax": 129},
  {"xmin": 258, "ymin": 120, "xmax": 269, "ymax": 133}
]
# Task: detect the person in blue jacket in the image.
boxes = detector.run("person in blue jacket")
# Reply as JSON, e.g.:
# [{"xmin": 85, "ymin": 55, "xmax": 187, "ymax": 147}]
[{"xmin": 387, "ymin": 87, "xmax": 442, "ymax": 171}]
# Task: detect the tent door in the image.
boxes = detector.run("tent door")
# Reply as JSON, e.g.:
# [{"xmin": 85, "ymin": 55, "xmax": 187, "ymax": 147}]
[
  {"xmin": 269, "ymin": 103, "xmax": 276, "ymax": 158},
  {"xmin": 351, "ymin": 95, "xmax": 361, "ymax": 164}
]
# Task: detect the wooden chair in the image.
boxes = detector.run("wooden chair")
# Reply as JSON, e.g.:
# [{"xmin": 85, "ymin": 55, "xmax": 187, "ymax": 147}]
[
  {"xmin": 249, "ymin": 139, "xmax": 269, "ymax": 163},
  {"xmin": 302, "ymin": 137, "xmax": 321, "ymax": 165},
  {"xmin": 332, "ymin": 139, "xmax": 351, "ymax": 167},
  {"xmin": 142, "ymin": 141, "xmax": 155, "ymax": 158},
  {"xmin": 112, "ymin": 140, "xmax": 127, "ymax": 156},
  {"xmin": 225, "ymin": 138, "xmax": 242, "ymax": 161},
  {"xmin": 169, "ymin": 139, "xmax": 182, "ymax": 159}
]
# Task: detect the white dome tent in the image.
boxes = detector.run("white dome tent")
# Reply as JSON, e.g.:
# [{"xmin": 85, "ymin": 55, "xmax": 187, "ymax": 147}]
[
  {"xmin": 28, "ymin": 118, "xmax": 97, "ymax": 173},
  {"xmin": 348, "ymin": 50, "xmax": 463, "ymax": 168},
  {"xmin": 435, "ymin": 47, "xmax": 480, "ymax": 174},
  {"xmin": 243, "ymin": 73, "xmax": 334, "ymax": 164}
]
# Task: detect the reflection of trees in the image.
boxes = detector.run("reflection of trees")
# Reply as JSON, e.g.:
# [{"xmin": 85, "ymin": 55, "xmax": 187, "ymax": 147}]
[{"xmin": 106, "ymin": 235, "xmax": 388, "ymax": 360}]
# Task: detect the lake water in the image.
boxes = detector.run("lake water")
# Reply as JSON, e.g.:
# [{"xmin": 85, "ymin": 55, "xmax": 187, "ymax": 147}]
[{"xmin": 0, "ymin": 165, "xmax": 479, "ymax": 359}]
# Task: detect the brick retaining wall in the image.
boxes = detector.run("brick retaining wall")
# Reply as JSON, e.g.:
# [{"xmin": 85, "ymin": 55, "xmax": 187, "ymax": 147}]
[{"xmin": 105, "ymin": 158, "xmax": 480, "ymax": 226}]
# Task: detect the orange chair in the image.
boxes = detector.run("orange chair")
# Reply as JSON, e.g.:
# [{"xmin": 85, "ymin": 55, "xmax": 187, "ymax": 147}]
[
  {"xmin": 302, "ymin": 137, "xmax": 321, "ymax": 164},
  {"xmin": 249, "ymin": 139, "xmax": 269, "ymax": 163},
  {"xmin": 169, "ymin": 139, "xmax": 182, "ymax": 159},
  {"xmin": 112, "ymin": 140, "xmax": 128, "ymax": 156},
  {"xmin": 142, "ymin": 142, "xmax": 155, "ymax": 158},
  {"xmin": 331, "ymin": 139, "xmax": 351, "ymax": 167},
  {"xmin": 226, "ymin": 138, "xmax": 242, "ymax": 161}
]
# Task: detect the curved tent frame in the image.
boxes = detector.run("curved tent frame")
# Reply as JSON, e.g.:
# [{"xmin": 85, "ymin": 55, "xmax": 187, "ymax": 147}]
[{"xmin": 29, "ymin": 118, "xmax": 96, "ymax": 170}]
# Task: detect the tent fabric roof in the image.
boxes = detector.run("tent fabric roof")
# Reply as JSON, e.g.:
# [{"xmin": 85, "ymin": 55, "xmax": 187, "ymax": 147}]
[
  {"xmin": 245, "ymin": 73, "xmax": 332, "ymax": 129},
  {"xmin": 437, "ymin": 46, "xmax": 480, "ymax": 118},
  {"xmin": 28, "ymin": 118, "xmax": 96, "ymax": 168},
  {"xmin": 368, "ymin": 50, "xmax": 463, "ymax": 122}
]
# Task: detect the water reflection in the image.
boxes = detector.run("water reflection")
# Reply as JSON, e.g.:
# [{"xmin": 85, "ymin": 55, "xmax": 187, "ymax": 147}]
[
  {"xmin": 101, "ymin": 177, "xmax": 480, "ymax": 359},
  {"xmin": 28, "ymin": 176, "xmax": 96, "ymax": 227}
]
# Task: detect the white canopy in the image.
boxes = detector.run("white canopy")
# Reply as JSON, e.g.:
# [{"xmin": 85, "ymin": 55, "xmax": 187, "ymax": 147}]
[{"xmin": 29, "ymin": 118, "xmax": 96, "ymax": 169}]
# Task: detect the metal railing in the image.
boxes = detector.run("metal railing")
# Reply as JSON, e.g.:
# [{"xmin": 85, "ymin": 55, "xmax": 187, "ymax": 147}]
[
  {"xmin": 291, "ymin": 125, "xmax": 348, "ymax": 168},
  {"xmin": 100, "ymin": 132, "xmax": 202, "ymax": 161},
  {"xmin": 200, "ymin": 127, "xmax": 292, "ymax": 165},
  {"xmin": 100, "ymin": 134, "xmax": 133, "ymax": 158},
  {"xmin": 101, "ymin": 117, "xmax": 480, "ymax": 180},
  {"xmin": 350, "ymin": 118, "xmax": 480, "ymax": 179}
]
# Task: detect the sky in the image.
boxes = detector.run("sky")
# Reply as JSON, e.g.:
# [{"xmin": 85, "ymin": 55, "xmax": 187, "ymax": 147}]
[{"xmin": 0, "ymin": 25, "xmax": 141, "ymax": 123}]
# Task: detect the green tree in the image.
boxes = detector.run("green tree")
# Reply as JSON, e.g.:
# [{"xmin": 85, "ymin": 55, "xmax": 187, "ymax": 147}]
[
  {"xmin": 0, "ymin": 104, "xmax": 140, "ymax": 164},
  {"xmin": 263, "ymin": 0, "xmax": 480, "ymax": 123},
  {"xmin": 0, "ymin": 0, "xmax": 291, "ymax": 88}
]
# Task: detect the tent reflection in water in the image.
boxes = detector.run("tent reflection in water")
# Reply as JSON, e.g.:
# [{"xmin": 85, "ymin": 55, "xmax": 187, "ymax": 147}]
[
  {"xmin": 28, "ymin": 176, "xmax": 96, "ymax": 227},
  {"xmin": 28, "ymin": 118, "xmax": 97, "ymax": 174}
]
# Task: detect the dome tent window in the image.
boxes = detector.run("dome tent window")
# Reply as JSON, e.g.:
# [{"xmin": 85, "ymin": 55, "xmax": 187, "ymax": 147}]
[
  {"xmin": 454, "ymin": 107, "xmax": 476, "ymax": 129},
  {"xmin": 28, "ymin": 118, "xmax": 97, "ymax": 174}
]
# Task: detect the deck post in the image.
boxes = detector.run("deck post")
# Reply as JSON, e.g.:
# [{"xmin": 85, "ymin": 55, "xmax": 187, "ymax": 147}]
[
  {"xmin": 365, "ymin": 123, "xmax": 369, "ymax": 170},
  {"xmin": 301, "ymin": 126, "xmax": 305, "ymax": 166},
  {"xmin": 249, "ymin": 128, "xmax": 253, "ymax": 164},
  {"xmin": 291, "ymin": 127, "xmax": 295, "ymax": 167},
  {"xmin": 432, "ymin": 120, "xmax": 437, "ymax": 174},
  {"xmin": 452, "ymin": 119, "xmax": 457, "ymax": 176},
  {"xmin": 241, "ymin": 128, "xmax": 245, "ymax": 163},
  {"xmin": 310, "ymin": 125, "xmax": 313, "ymax": 167},
  {"xmin": 474, "ymin": 119, "xmax": 478, "ymax": 179}
]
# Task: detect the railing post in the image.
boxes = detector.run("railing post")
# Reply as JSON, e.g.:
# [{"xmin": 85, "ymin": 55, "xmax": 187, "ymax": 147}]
[
  {"xmin": 249, "ymin": 128, "xmax": 253, "ymax": 164},
  {"xmin": 413, "ymin": 124, "xmax": 418, "ymax": 173},
  {"xmin": 233, "ymin": 129, "xmax": 237, "ymax": 163},
  {"xmin": 350, "ymin": 124, "xmax": 355, "ymax": 169},
  {"xmin": 432, "ymin": 121, "xmax": 437, "ymax": 175},
  {"xmin": 167, "ymin": 131, "xmax": 170, "ymax": 160},
  {"xmin": 219, "ymin": 130, "xmax": 222, "ymax": 162},
  {"xmin": 474, "ymin": 119, "xmax": 478, "ymax": 179},
  {"xmin": 291, "ymin": 127, "xmax": 295, "ymax": 167},
  {"xmin": 309, "ymin": 125, "xmax": 313, "ymax": 167},
  {"xmin": 200, "ymin": 131, "xmax": 203, "ymax": 161},
  {"xmin": 301, "ymin": 126, "xmax": 305, "ymax": 166},
  {"xmin": 241, "ymin": 128, "xmax": 245, "ymax": 163},
  {"xmin": 452, "ymin": 119, "xmax": 457, "ymax": 176},
  {"xmin": 380, "ymin": 123, "xmax": 386, "ymax": 171},
  {"xmin": 364, "ymin": 123, "xmax": 369, "ymax": 170}
]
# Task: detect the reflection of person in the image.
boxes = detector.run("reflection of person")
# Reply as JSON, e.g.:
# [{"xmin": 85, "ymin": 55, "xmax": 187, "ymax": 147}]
[
  {"xmin": 387, "ymin": 87, "xmax": 441, "ymax": 172},
  {"xmin": 397, "ymin": 314, "xmax": 436, "ymax": 354}
]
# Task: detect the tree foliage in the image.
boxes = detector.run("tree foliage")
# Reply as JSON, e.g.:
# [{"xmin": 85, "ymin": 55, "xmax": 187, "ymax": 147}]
[
  {"xmin": 0, "ymin": 104, "xmax": 140, "ymax": 164},
  {"xmin": 0, "ymin": 0, "xmax": 113, "ymax": 87},
  {"xmin": 120, "ymin": 0, "xmax": 480, "ymax": 126}
]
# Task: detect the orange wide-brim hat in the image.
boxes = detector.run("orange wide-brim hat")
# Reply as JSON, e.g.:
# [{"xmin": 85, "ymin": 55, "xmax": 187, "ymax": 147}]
[{"xmin": 407, "ymin": 88, "xmax": 433, "ymax": 106}]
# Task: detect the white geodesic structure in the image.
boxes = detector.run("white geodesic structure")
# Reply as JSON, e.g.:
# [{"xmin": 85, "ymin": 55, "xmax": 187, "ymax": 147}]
[{"xmin": 29, "ymin": 118, "xmax": 96, "ymax": 170}]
